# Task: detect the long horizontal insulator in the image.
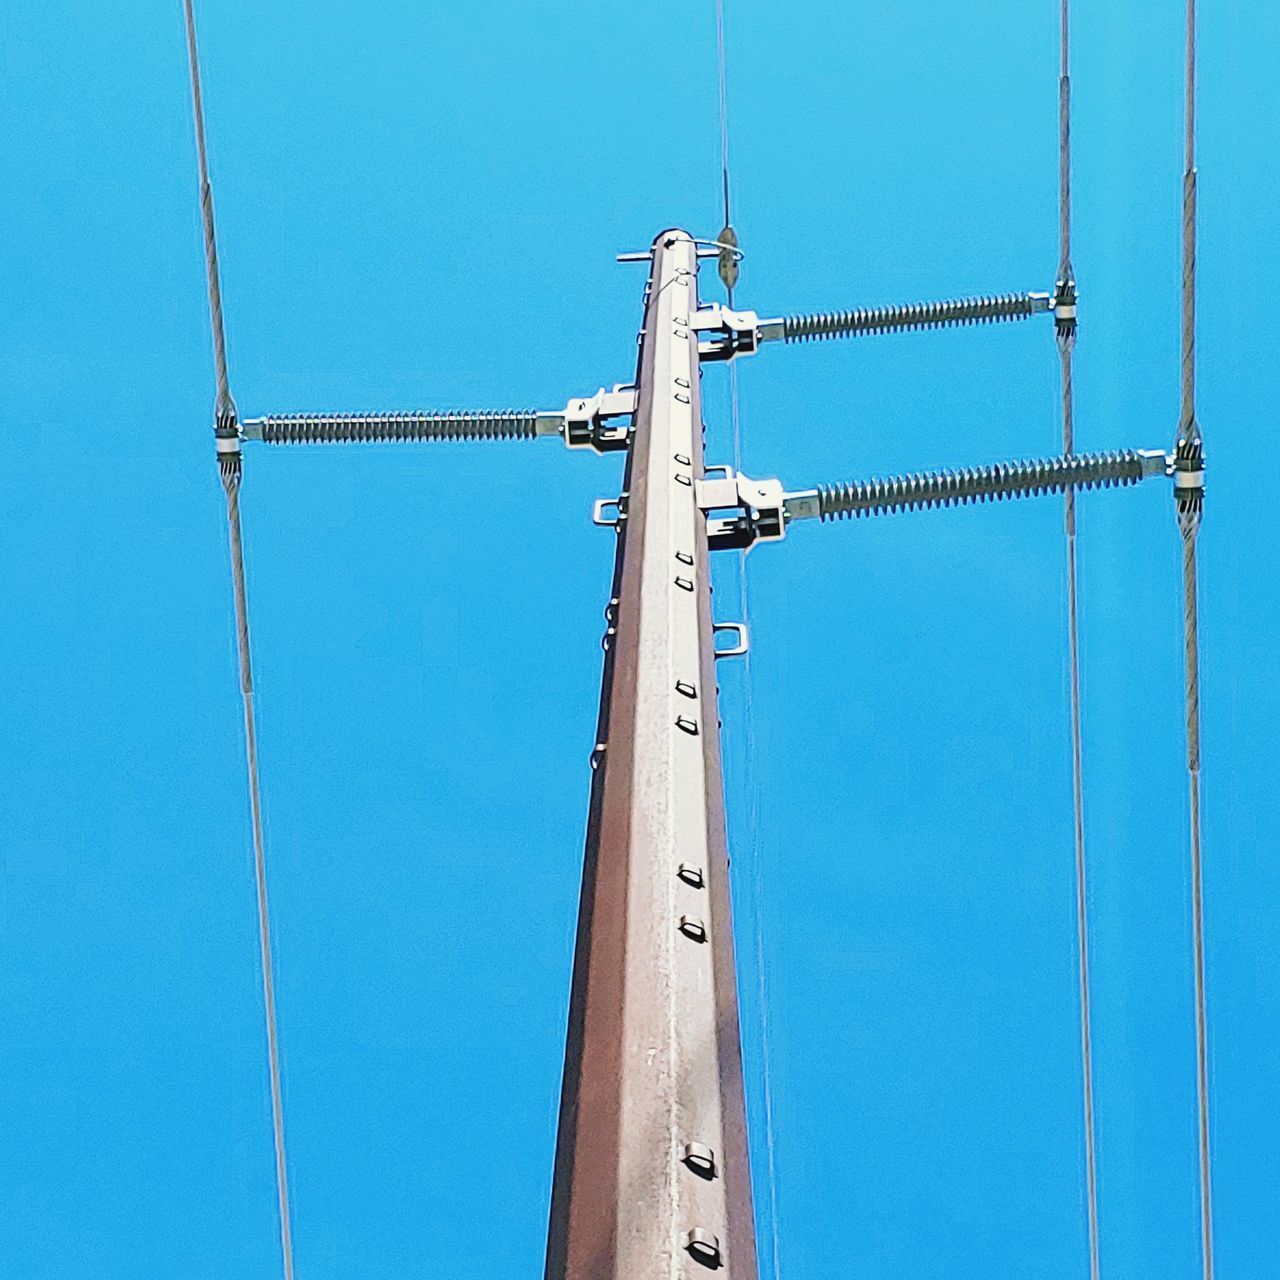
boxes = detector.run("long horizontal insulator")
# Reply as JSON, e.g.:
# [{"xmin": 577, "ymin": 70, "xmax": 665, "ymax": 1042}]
[
  {"xmin": 251, "ymin": 410, "xmax": 541, "ymax": 445},
  {"xmin": 818, "ymin": 449, "xmax": 1153, "ymax": 520},
  {"xmin": 783, "ymin": 292, "xmax": 1045, "ymax": 343}
]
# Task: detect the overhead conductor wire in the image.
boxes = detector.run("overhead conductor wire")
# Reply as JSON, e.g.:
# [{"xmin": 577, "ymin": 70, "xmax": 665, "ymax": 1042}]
[
  {"xmin": 713, "ymin": 6, "xmax": 782, "ymax": 1279},
  {"xmin": 1175, "ymin": 2, "xmax": 1213, "ymax": 1277},
  {"xmin": 1052, "ymin": 4, "xmax": 1100, "ymax": 1278},
  {"xmin": 182, "ymin": 4, "xmax": 296, "ymax": 1278}
]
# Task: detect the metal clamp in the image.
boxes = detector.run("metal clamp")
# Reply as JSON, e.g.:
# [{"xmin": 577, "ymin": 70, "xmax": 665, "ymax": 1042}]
[
  {"xmin": 563, "ymin": 385, "xmax": 637, "ymax": 453},
  {"xmin": 698, "ymin": 468, "xmax": 789, "ymax": 551},
  {"xmin": 592, "ymin": 497, "xmax": 625, "ymax": 528},
  {"xmin": 712, "ymin": 622, "xmax": 749, "ymax": 660},
  {"xmin": 1052, "ymin": 275, "xmax": 1078, "ymax": 345},
  {"xmin": 1173, "ymin": 443, "xmax": 1206, "ymax": 490},
  {"xmin": 691, "ymin": 303, "xmax": 761, "ymax": 362}
]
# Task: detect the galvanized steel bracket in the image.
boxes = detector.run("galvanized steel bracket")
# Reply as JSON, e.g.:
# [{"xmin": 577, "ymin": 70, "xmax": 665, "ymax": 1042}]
[
  {"xmin": 712, "ymin": 621, "xmax": 750, "ymax": 660},
  {"xmin": 561, "ymin": 384, "xmax": 638, "ymax": 452},
  {"xmin": 698, "ymin": 468, "xmax": 788, "ymax": 551},
  {"xmin": 692, "ymin": 304, "xmax": 761, "ymax": 362}
]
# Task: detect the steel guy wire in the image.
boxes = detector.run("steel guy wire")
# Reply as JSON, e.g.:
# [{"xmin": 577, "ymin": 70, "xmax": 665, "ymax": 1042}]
[
  {"xmin": 1175, "ymin": 2, "xmax": 1213, "ymax": 1276},
  {"xmin": 182, "ymin": 3, "xmax": 295, "ymax": 1276},
  {"xmin": 1055, "ymin": 3, "xmax": 1100, "ymax": 1276}
]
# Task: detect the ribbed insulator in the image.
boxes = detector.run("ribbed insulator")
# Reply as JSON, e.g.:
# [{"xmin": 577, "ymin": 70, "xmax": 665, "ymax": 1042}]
[
  {"xmin": 256, "ymin": 410, "xmax": 540, "ymax": 445},
  {"xmin": 818, "ymin": 450, "xmax": 1149, "ymax": 520},
  {"xmin": 783, "ymin": 292, "xmax": 1040, "ymax": 343}
]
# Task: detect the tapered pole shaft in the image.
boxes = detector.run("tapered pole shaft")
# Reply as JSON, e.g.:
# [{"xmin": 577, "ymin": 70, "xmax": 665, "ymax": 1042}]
[{"xmin": 545, "ymin": 230, "xmax": 758, "ymax": 1279}]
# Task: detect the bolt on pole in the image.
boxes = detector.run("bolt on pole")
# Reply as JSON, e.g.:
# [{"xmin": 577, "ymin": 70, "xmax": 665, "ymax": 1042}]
[{"xmin": 544, "ymin": 230, "xmax": 759, "ymax": 1280}]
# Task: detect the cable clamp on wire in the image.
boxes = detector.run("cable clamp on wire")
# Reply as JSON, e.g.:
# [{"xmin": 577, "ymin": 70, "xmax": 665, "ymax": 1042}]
[
  {"xmin": 1173, "ymin": 435, "xmax": 1205, "ymax": 489},
  {"xmin": 1052, "ymin": 272, "xmax": 1078, "ymax": 346},
  {"xmin": 1173, "ymin": 431, "xmax": 1205, "ymax": 534},
  {"xmin": 213, "ymin": 394, "xmax": 242, "ymax": 483}
]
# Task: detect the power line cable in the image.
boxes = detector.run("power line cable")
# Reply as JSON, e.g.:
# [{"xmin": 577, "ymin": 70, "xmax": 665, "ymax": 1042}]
[
  {"xmin": 1173, "ymin": 3, "xmax": 1212, "ymax": 1277},
  {"xmin": 181, "ymin": 5, "xmax": 296, "ymax": 1277},
  {"xmin": 715, "ymin": 0, "xmax": 731, "ymax": 233},
  {"xmin": 1052, "ymin": 4, "xmax": 1100, "ymax": 1277}
]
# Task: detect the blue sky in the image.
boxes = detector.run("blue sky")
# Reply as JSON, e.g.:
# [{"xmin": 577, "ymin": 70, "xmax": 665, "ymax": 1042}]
[{"xmin": 3, "ymin": 1, "xmax": 1277, "ymax": 1277}]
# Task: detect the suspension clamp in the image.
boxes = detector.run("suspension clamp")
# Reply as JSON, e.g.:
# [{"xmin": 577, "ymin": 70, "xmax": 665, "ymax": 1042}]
[
  {"xmin": 214, "ymin": 391, "xmax": 240, "ymax": 446},
  {"xmin": 1052, "ymin": 276, "xmax": 1078, "ymax": 344},
  {"xmin": 1173, "ymin": 433, "xmax": 1206, "ymax": 491}
]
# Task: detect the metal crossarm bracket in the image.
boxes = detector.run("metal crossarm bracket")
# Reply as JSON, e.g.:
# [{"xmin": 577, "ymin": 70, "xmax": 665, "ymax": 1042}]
[
  {"xmin": 693, "ymin": 304, "xmax": 762, "ymax": 362},
  {"xmin": 562, "ymin": 384, "xmax": 637, "ymax": 452},
  {"xmin": 697, "ymin": 468, "xmax": 788, "ymax": 550}
]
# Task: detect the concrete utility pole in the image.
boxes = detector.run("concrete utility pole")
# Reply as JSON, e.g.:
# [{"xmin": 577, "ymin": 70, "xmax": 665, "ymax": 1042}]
[{"xmin": 544, "ymin": 230, "xmax": 758, "ymax": 1279}]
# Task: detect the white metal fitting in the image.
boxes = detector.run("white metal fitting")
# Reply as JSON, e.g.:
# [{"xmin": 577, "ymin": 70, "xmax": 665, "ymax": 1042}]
[
  {"xmin": 691, "ymin": 304, "xmax": 762, "ymax": 362},
  {"xmin": 698, "ymin": 467, "xmax": 792, "ymax": 551},
  {"xmin": 559, "ymin": 385, "xmax": 638, "ymax": 452}
]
